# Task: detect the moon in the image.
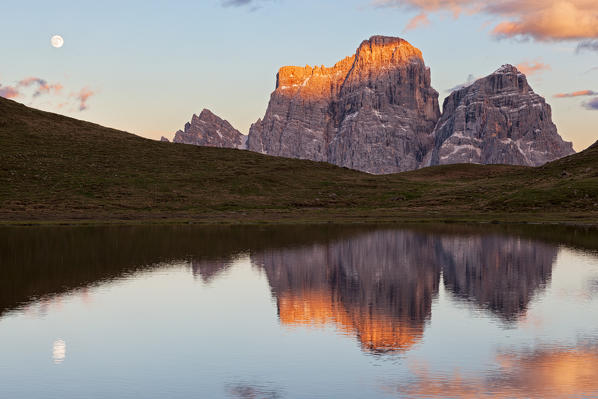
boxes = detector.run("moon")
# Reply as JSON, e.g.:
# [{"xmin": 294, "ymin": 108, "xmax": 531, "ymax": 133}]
[{"xmin": 51, "ymin": 35, "xmax": 64, "ymax": 48}]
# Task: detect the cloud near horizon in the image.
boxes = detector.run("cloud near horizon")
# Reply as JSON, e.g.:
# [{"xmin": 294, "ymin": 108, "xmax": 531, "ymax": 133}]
[
  {"xmin": 554, "ymin": 90, "xmax": 597, "ymax": 98},
  {"xmin": 74, "ymin": 87, "xmax": 95, "ymax": 111},
  {"xmin": 516, "ymin": 60, "xmax": 550, "ymax": 76},
  {"xmin": 18, "ymin": 77, "xmax": 63, "ymax": 97},
  {"xmin": 0, "ymin": 84, "xmax": 19, "ymax": 99},
  {"xmin": 583, "ymin": 97, "xmax": 598, "ymax": 110},
  {"xmin": 376, "ymin": 0, "xmax": 598, "ymax": 42},
  {"xmin": 0, "ymin": 76, "xmax": 94, "ymax": 112}
]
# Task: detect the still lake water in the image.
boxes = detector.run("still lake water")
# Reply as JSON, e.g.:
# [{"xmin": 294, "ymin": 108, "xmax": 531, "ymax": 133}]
[{"xmin": 1, "ymin": 224, "xmax": 598, "ymax": 398}]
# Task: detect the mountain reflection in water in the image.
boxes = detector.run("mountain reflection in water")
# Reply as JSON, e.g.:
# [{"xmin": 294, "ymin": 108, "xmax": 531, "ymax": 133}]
[
  {"xmin": 0, "ymin": 225, "xmax": 565, "ymax": 353},
  {"xmin": 175, "ymin": 227, "xmax": 558, "ymax": 353},
  {"xmin": 251, "ymin": 230, "xmax": 555, "ymax": 353},
  {"xmin": 1, "ymin": 224, "xmax": 598, "ymax": 398}
]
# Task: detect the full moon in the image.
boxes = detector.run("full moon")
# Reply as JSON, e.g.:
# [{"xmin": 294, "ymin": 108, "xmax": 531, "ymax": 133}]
[{"xmin": 50, "ymin": 35, "xmax": 64, "ymax": 48}]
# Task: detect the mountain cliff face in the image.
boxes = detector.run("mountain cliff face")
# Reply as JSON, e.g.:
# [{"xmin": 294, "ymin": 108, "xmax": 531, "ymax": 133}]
[
  {"xmin": 172, "ymin": 109, "xmax": 247, "ymax": 149},
  {"xmin": 424, "ymin": 65, "xmax": 575, "ymax": 167},
  {"xmin": 170, "ymin": 39, "xmax": 575, "ymax": 173},
  {"xmin": 247, "ymin": 36, "xmax": 441, "ymax": 174}
]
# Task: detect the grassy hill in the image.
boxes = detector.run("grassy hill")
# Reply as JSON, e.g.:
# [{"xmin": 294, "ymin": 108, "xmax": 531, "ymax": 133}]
[{"xmin": 1, "ymin": 96, "xmax": 597, "ymax": 224}]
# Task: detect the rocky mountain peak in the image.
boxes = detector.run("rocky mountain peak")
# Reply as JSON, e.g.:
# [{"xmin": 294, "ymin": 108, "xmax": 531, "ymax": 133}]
[
  {"xmin": 170, "ymin": 37, "xmax": 575, "ymax": 173},
  {"xmin": 494, "ymin": 64, "xmax": 520, "ymax": 74},
  {"xmin": 424, "ymin": 65, "xmax": 575, "ymax": 167},
  {"xmin": 248, "ymin": 35, "xmax": 441, "ymax": 173},
  {"xmin": 172, "ymin": 109, "xmax": 247, "ymax": 150},
  {"xmin": 354, "ymin": 35, "xmax": 423, "ymax": 67}
]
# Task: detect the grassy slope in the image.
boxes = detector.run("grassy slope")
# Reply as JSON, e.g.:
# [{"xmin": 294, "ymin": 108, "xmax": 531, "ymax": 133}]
[{"xmin": 1, "ymin": 97, "xmax": 597, "ymax": 224}]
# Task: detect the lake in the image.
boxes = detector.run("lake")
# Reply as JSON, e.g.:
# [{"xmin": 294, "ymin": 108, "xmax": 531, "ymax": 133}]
[{"xmin": 1, "ymin": 224, "xmax": 597, "ymax": 398}]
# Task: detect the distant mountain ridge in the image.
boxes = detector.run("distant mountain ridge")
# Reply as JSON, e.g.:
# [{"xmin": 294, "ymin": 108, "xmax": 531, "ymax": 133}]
[
  {"xmin": 169, "ymin": 36, "xmax": 574, "ymax": 174},
  {"xmin": 173, "ymin": 109, "xmax": 246, "ymax": 149}
]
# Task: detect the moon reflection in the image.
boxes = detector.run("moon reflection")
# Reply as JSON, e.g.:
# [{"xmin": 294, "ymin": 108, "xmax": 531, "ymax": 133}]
[{"xmin": 52, "ymin": 339, "xmax": 66, "ymax": 364}]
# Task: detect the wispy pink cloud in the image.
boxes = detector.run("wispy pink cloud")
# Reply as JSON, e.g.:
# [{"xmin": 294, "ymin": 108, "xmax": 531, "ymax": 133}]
[
  {"xmin": 516, "ymin": 60, "xmax": 551, "ymax": 76},
  {"xmin": 405, "ymin": 12, "xmax": 431, "ymax": 30},
  {"xmin": 0, "ymin": 85, "xmax": 20, "ymax": 99},
  {"xmin": 491, "ymin": 1, "xmax": 598, "ymax": 41},
  {"xmin": 554, "ymin": 90, "xmax": 597, "ymax": 98},
  {"xmin": 376, "ymin": 0, "xmax": 598, "ymax": 42},
  {"xmin": 74, "ymin": 87, "xmax": 95, "ymax": 111},
  {"xmin": 2, "ymin": 76, "xmax": 95, "ymax": 112},
  {"xmin": 18, "ymin": 77, "xmax": 63, "ymax": 97}
]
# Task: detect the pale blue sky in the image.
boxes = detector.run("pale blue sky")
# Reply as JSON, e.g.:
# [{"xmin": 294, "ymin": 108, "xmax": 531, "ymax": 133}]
[{"xmin": 1, "ymin": 0, "xmax": 597, "ymax": 150}]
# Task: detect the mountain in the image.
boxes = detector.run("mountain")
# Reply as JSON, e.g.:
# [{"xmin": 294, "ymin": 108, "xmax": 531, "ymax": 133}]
[
  {"xmin": 173, "ymin": 109, "xmax": 247, "ymax": 149},
  {"xmin": 247, "ymin": 35, "xmax": 441, "ymax": 174},
  {"xmin": 425, "ymin": 65, "xmax": 575, "ymax": 167},
  {"xmin": 187, "ymin": 37, "xmax": 572, "ymax": 173},
  {"xmin": 0, "ymin": 96, "xmax": 597, "ymax": 223}
]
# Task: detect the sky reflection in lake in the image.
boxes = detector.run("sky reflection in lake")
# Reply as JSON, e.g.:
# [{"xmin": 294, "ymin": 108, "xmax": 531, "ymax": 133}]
[{"xmin": 0, "ymin": 224, "xmax": 597, "ymax": 398}]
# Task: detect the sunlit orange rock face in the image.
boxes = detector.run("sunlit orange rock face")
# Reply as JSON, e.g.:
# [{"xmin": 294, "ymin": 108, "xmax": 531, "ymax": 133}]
[
  {"xmin": 275, "ymin": 55, "xmax": 356, "ymax": 101},
  {"xmin": 247, "ymin": 36, "xmax": 441, "ymax": 174}
]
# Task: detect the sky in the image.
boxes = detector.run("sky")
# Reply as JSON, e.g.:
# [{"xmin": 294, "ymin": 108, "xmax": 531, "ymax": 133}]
[{"xmin": 0, "ymin": 0, "xmax": 597, "ymax": 151}]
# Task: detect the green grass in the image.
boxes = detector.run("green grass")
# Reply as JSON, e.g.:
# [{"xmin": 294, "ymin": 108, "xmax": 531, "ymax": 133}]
[{"xmin": 1, "ymin": 96, "xmax": 597, "ymax": 224}]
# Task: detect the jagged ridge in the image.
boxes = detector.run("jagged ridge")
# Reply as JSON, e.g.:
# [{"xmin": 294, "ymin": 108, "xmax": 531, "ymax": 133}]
[
  {"xmin": 173, "ymin": 109, "xmax": 246, "ymax": 150},
  {"xmin": 167, "ymin": 38, "xmax": 576, "ymax": 173}
]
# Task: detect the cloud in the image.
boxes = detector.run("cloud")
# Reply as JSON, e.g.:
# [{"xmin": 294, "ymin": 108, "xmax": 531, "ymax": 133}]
[
  {"xmin": 222, "ymin": 0, "xmax": 253, "ymax": 5},
  {"xmin": 447, "ymin": 73, "xmax": 476, "ymax": 92},
  {"xmin": 74, "ymin": 87, "xmax": 95, "ymax": 111},
  {"xmin": 577, "ymin": 39, "xmax": 598, "ymax": 52},
  {"xmin": 405, "ymin": 12, "xmax": 431, "ymax": 30},
  {"xmin": 554, "ymin": 90, "xmax": 597, "ymax": 98},
  {"xmin": 490, "ymin": 1, "xmax": 598, "ymax": 41},
  {"xmin": 583, "ymin": 97, "xmax": 598, "ymax": 110},
  {"xmin": 516, "ymin": 60, "xmax": 551, "ymax": 75},
  {"xmin": 374, "ymin": 0, "xmax": 479, "ymax": 17},
  {"xmin": 2, "ymin": 76, "xmax": 94, "ymax": 112},
  {"xmin": 376, "ymin": 1, "xmax": 598, "ymax": 42},
  {"xmin": 221, "ymin": 0, "xmax": 273, "ymax": 10},
  {"xmin": 17, "ymin": 77, "xmax": 63, "ymax": 97},
  {"xmin": 388, "ymin": 345, "xmax": 598, "ymax": 399},
  {"xmin": 0, "ymin": 85, "xmax": 20, "ymax": 99}
]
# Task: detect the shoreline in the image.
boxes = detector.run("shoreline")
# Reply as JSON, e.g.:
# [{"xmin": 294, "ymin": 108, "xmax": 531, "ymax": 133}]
[{"xmin": 2, "ymin": 212, "xmax": 598, "ymax": 228}]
